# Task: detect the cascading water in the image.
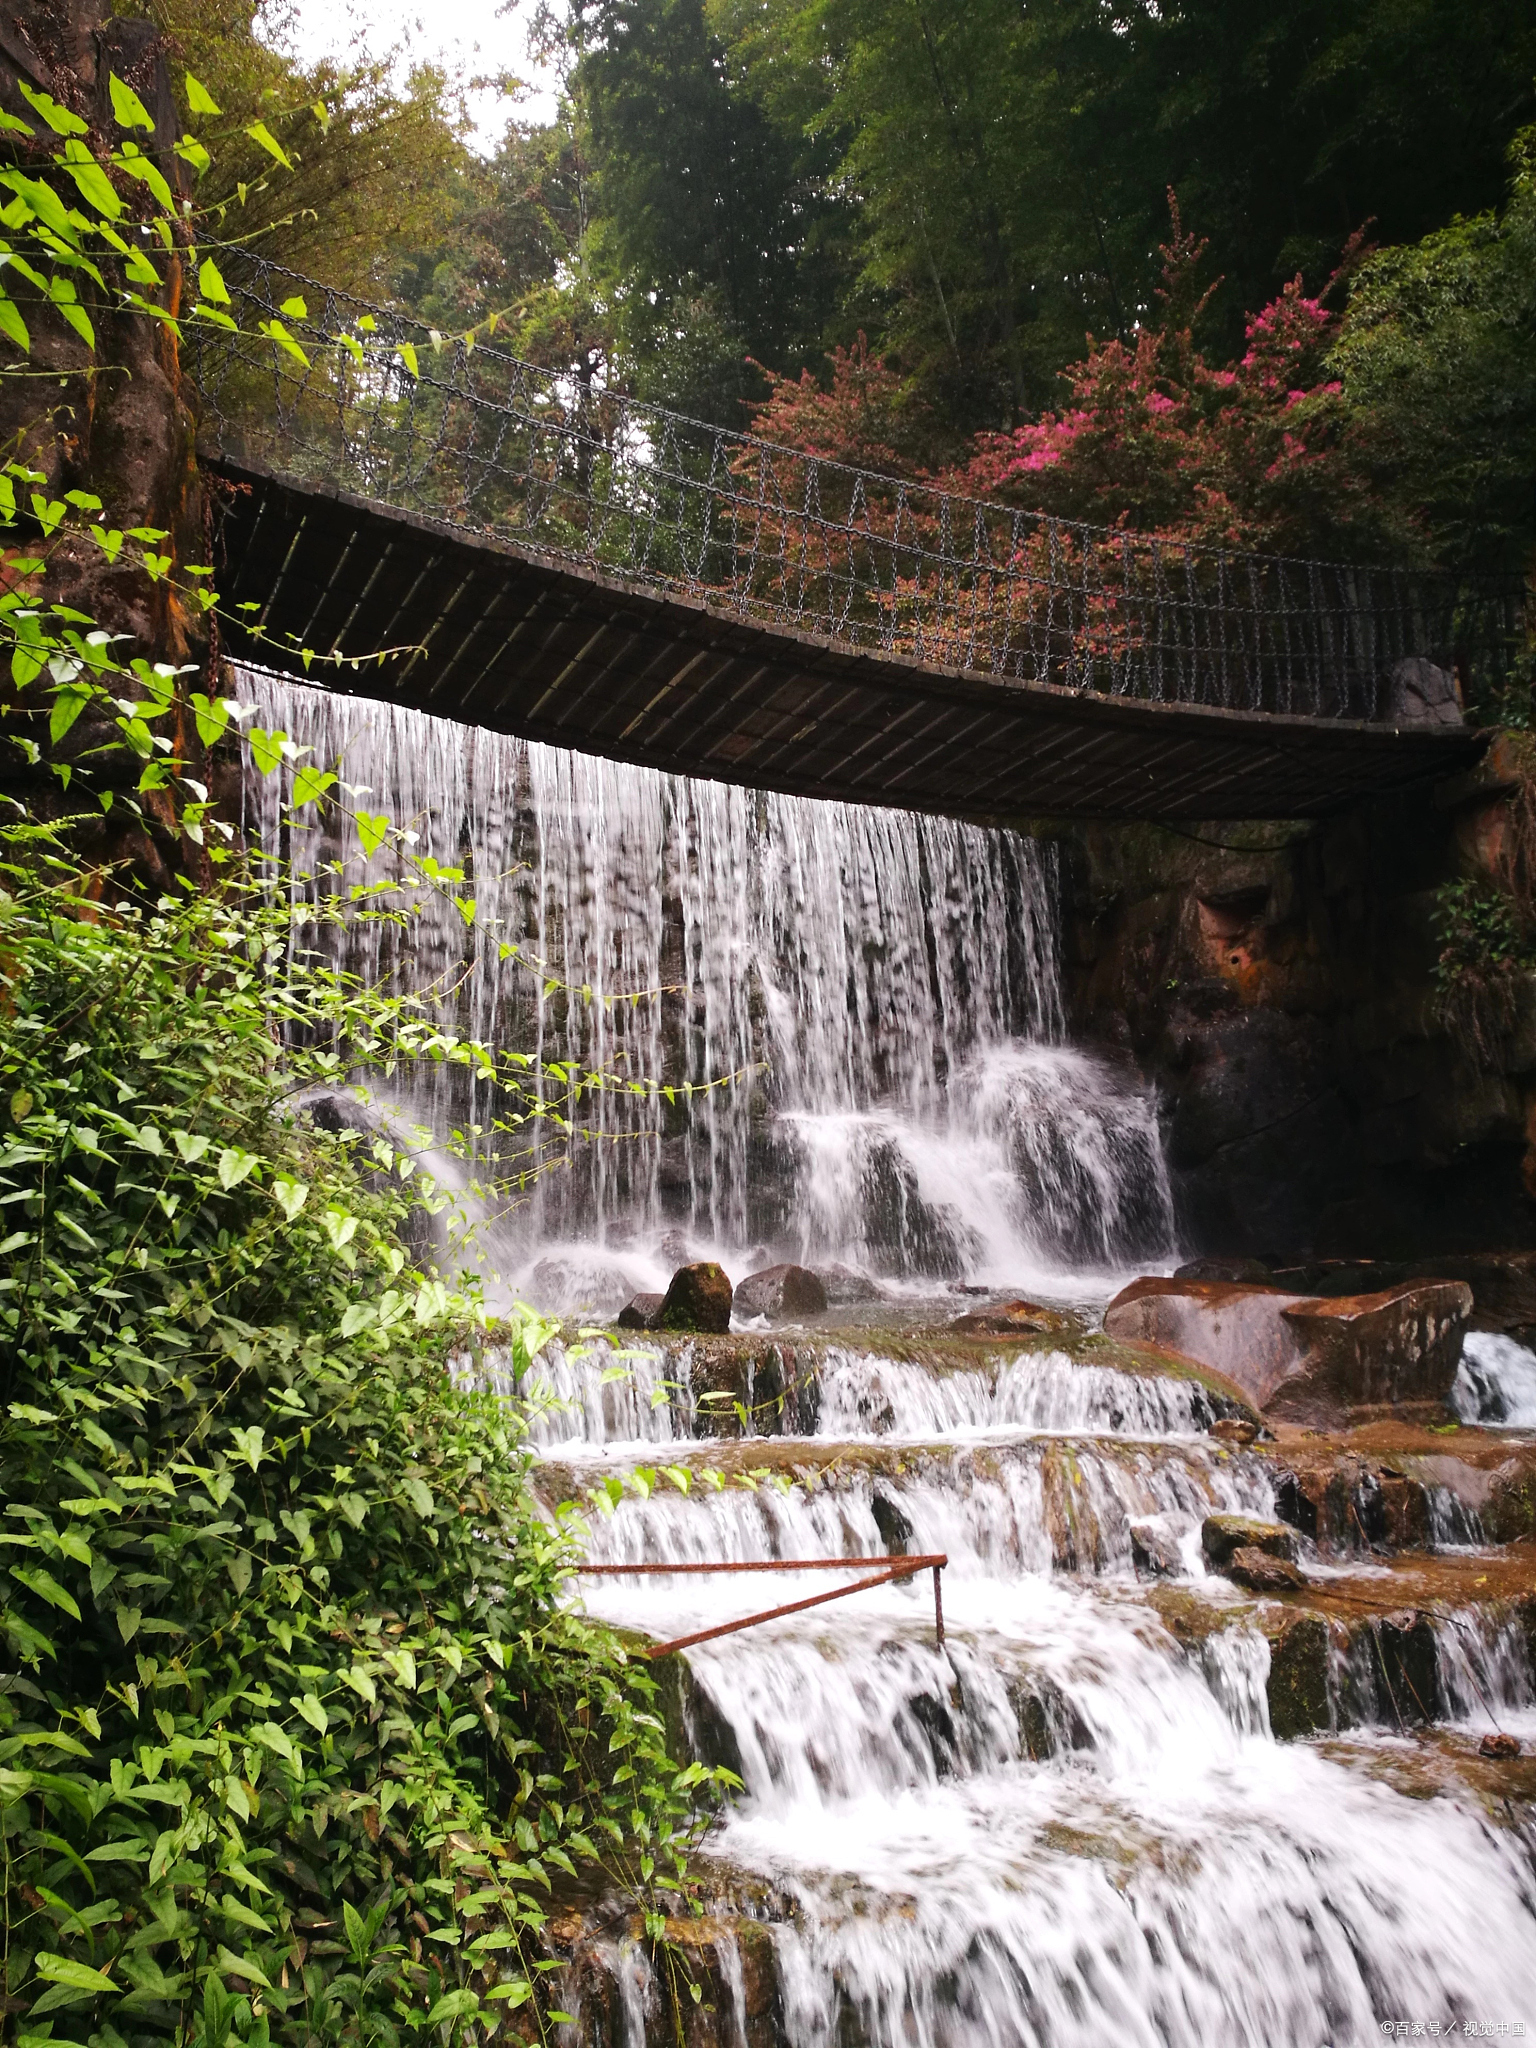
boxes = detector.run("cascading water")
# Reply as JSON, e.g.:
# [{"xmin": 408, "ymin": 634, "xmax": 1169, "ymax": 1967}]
[
  {"xmin": 239, "ymin": 670, "xmax": 1175, "ymax": 1301},
  {"xmin": 238, "ymin": 675, "xmax": 1536, "ymax": 2043},
  {"xmin": 1453, "ymin": 1331, "xmax": 1536, "ymax": 1427},
  {"xmin": 546, "ymin": 1332, "xmax": 1536, "ymax": 2042}
]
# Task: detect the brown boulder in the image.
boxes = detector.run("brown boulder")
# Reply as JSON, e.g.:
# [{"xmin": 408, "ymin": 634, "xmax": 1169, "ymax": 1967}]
[
  {"xmin": 1279, "ymin": 1286, "xmax": 1473, "ymax": 1418},
  {"xmin": 1224, "ymin": 1545, "xmax": 1305, "ymax": 1593},
  {"xmin": 658, "ymin": 1263, "xmax": 734, "ymax": 1334},
  {"xmin": 949, "ymin": 1300, "xmax": 1084, "ymax": 1339},
  {"xmin": 616, "ymin": 1292, "xmax": 665, "ymax": 1331},
  {"xmin": 1201, "ymin": 1514, "xmax": 1299, "ymax": 1569},
  {"xmin": 1103, "ymin": 1275, "xmax": 1471, "ymax": 1424},
  {"xmin": 1480, "ymin": 1732, "xmax": 1523, "ymax": 1759},
  {"xmin": 733, "ymin": 1264, "xmax": 829, "ymax": 1318}
]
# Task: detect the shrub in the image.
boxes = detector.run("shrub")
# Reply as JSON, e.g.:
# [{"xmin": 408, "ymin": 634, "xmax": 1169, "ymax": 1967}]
[{"xmin": 0, "ymin": 835, "xmax": 722, "ymax": 2048}]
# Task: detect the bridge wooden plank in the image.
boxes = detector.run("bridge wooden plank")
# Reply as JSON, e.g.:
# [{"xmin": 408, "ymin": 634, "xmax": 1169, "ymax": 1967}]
[{"xmin": 208, "ymin": 457, "xmax": 1485, "ymax": 822}]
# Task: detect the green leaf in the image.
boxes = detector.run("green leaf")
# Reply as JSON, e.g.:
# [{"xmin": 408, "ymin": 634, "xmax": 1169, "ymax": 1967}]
[
  {"xmin": 279, "ymin": 295, "xmax": 308, "ymax": 321},
  {"xmin": 35, "ymin": 1956, "xmax": 114, "ymax": 1994},
  {"xmin": 198, "ymin": 256, "xmax": 231, "ymax": 307},
  {"xmin": 272, "ymin": 1175, "xmax": 308, "ymax": 1222},
  {"xmin": 342, "ymin": 1665, "xmax": 376, "ymax": 1705},
  {"xmin": 56, "ymin": 147, "xmax": 120, "ymax": 221},
  {"xmin": 48, "ymin": 681, "xmax": 94, "ymax": 745},
  {"xmin": 355, "ymin": 809, "xmax": 390, "ymax": 858},
  {"xmin": 115, "ymin": 1605, "xmax": 142, "ymax": 1643},
  {"xmin": 247, "ymin": 725, "xmax": 285, "ymax": 776},
  {"xmin": 191, "ymin": 691, "xmax": 230, "ymax": 747},
  {"xmin": 217, "ymin": 1146, "xmax": 257, "ymax": 1190},
  {"xmin": 291, "ymin": 763, "xmax": 336, "ymax": 809},
  {"xmin": 214, "ymin": 1895, "xmax": 272, "ymax": 1935},
  {"xmin": 397, "ymin": 342, "xmax": 419, "ymax": 379},
  {"xmin": 109, "ymin": 75, "xmax": 156, "ymax": 132},
  {"xmin": 0, "ymin": 292, "xmax": 29, "ymax": 353},
  {"xmin": 343, "ymin": 1898, "xmax": 368, "ymax": 1963},
  {"xmin": 425, "ymin": 1990, "xmax": 480, "ymax": 2028},
  {"xmin": 214, "ymin": 1948, "xmax": 271, "ymax": 1988},
  {"xmin": 113, "ymin": 143, "xmax": 174, "ymax": 214},
  {"xmin": 17, "ymin": 80, "xmax": 87, "ymax": 136},
  {"xmin": 12, "ymin": 1568, "xmax": 81, "ymax": 1622},
  {"xmin": 245, "ymin": 121, "xmax": 293, "ymax": 170},
  {"xmin": 185, "ymin": 72, "xmax": 222, "ymax": 116},
  {"xmin": 228, "ymin": 1426, "xmax": 265, "ymax": 1472},
  {"xmin": 257, "ymin": 318, "xmax": 309, "ymax": 368},
  {"xmin": 291, "ymin": 1692, "xmax": 328, "ymax": 1735}
]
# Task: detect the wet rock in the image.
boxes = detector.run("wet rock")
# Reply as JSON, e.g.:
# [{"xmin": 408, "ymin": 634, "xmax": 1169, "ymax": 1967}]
[
  {"xmin": 658, "ymin": 1262, "xmax": 734, "ymax": 1335},
  {"xmin": 1005, "ymin": 1674, "xmax": 1091, "ymax": 1761},
  {"xmin": 649, "ymin": 1652, "xmax": 745, "ymax": 1781},
  {"xmin": 1280, "ymin": 1283, "xmax": 1472, "ymax": 1420},
  {"xmin": 1271, "ymin": 1469, "xmax": 1320, "ymax": 1540},
  {"xmin": 1176, "ymin": 1256, "xmax": 1272, "ymax": 1283},
  {"xmin": 1201, "ymin": 1514, "xmax": 1298, "ymax": 1569},
  {"xmin": 1480, "ymin": 1731, "xmax": 1523, "ymax": 1759},
  {"xmin": 1263, "ymin": 1612, "xmax": 1330, "ymax": 1737},
  {"xmin": 948, "ymin": 1299, "xmax": 1084, "ymax": 1339},
  {"xmin": 814, "ymin": 1262, "xmax": 884, "ymax": 1305},
  {"xmin": 1224, "ymin": 1544, "xmax": 1306, "ymax": 1592},
  {"xmin": 1374, "ymin": 1611, "xmax": 1442, "ymax": 1724},
  {"xmin": 906, "ymin": 1690, "xmax": 960, "ymax": 1777},
  {"xmin": 616, "ymin": 1292, "xmax": 664, "ymax": 1330},
  {"xmin": 871, "ymin": 1491, "xmax": 915, "ymax": 1555},
  {"xmin": 1104, "ymin": 1275, "xmax": 1472, "ymax": 1424},
  {"xmin": 734, "ymin": 1263, "xmax": 829, "ymax": 1318},
  {"xmin": 1211, "ymin": 1417, "xmax": 1259, "ymax": 1445},
  {"xmin": 1388, "ymin": 653, "xmax": 1463, "ymax": 727},
  {"xmin": 1129, "ymin": 1517, "xmax": 1185, "ymax": 1577}
]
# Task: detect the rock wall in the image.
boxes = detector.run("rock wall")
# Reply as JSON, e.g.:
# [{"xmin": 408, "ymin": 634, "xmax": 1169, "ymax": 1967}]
[{"xmin": 1037, "ymin": 738, "xmax": 1536, "ymax": 1259}]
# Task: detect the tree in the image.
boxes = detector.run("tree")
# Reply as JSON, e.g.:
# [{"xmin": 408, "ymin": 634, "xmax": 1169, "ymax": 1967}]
[
  {"xmin": 1330, "ymin": 125, "xmax": 1536, "ymax": 575},
  {"xmin": 121, "ymin": 0, "xmax": 470, "ymax": 298}
]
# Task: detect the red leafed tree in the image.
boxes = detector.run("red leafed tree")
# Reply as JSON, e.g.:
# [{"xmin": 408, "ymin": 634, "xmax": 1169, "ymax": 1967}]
[{"xmin": 748, "ymin": 202, "xmax": 1413, "ymax": 564}]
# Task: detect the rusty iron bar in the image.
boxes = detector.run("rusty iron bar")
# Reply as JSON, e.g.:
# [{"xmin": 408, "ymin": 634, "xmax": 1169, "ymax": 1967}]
[{"xmin": 576, "ymin": 1553, "xmax": 948, "ymax": 1657}]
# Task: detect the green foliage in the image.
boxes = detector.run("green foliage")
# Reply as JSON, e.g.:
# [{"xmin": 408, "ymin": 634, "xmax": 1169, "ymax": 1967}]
[
  {"xmin": 1330, "ymin": 125, "xmax": 1536, "ymax": 573},
  {"xmin": 0, "ymin": 833, "xmax": 727, "ymax": 2046},
  {"xmin": 117, "ymin": 0, "xmax": 471, "ymax": 297},
  {"xmin": 1431, "ymin": 873, "xmax": 1536, "ymax": 1058},
  {"xmin": 0, "ymin": 75, "xmax": 731, "ymax": 2048},
  {"xmin": 538, "ymin": 0, "xmax": 1536, "ymax": 432}
]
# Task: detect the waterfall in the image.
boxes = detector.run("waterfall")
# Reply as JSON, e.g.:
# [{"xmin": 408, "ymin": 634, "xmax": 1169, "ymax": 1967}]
[
  {"xmin": 231, "ymin": 674, "xmax": 1536, "ymax": 2043},
  {"xmin": 238, "ymin": 672, "xmax": 1175, "ymax": 1297}
]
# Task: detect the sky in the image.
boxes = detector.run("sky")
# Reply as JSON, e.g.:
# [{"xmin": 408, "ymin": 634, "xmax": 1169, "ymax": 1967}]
[{"xmin": 279, "ymin": 0, "xmax": 559, "ymax": 149}]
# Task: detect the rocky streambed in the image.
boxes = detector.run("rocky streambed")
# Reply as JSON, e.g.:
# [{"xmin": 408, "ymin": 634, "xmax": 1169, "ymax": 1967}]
[{"xmin": 475, "ymin": 1300, "xmax": 1536, "ymax": 2046}]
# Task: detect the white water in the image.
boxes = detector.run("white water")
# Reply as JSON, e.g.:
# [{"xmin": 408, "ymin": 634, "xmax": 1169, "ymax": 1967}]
[
  {"xmin": 237, "ymin": 678, "xmax": 1536, "ymax": 2040},
  {"xmin": 239, "ymin": 672, "xmax": 1175, "ymax": 1299},
  {"xmin": 1453, "ymin": 1330, "xmax": 1536, "ymax": 1427},
  {"xmin": 564, "ymin": 1415, "xmax": 1536, "ymax": 2045}
]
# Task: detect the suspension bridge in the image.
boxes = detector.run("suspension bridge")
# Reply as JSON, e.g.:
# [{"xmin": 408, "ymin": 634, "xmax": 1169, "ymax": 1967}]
[{"xmin": 195, "ymin": 263, "xmax": 1503, "ymax": 821}]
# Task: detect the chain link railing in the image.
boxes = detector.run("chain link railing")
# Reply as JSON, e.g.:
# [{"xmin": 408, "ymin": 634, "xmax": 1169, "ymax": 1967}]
[{"xmin": 188, "ymin": 258, "xmax": 1526, "ymax": 724}]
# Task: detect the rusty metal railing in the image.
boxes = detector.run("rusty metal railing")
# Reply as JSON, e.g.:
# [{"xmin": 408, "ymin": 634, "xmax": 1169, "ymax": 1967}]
[{"xmin": 577, "ymin": 1554, "xmax": 947, "ymax": 1657}]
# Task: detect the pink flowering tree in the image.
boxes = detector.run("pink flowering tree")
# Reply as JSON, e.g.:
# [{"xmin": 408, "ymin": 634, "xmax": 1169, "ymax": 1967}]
[
  {"xmin": 745, "ymin": 204, "xmax": 1412, "ymax": 564},
  {"xmin": 955, "ymin": 207, "xmax": 1401, "ymax": 558}
]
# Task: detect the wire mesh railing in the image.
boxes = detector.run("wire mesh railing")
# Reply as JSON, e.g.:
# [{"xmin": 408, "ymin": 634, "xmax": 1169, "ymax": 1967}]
[{"xmin": 188, "ymin": 258, "xmax": 1526, "ymax": 724}]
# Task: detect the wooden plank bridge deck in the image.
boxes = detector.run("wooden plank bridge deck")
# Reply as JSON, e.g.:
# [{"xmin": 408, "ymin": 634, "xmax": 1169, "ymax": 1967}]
[{"xmin": 210, "ymin": 458, "xmax": 1484, "ymax": 823}]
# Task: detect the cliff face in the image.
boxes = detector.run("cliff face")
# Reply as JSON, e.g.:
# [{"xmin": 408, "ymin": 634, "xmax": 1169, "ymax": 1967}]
[{"xmin": 1045, "ymin": 741, "xmax": 1536, "ymax": 1260}]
